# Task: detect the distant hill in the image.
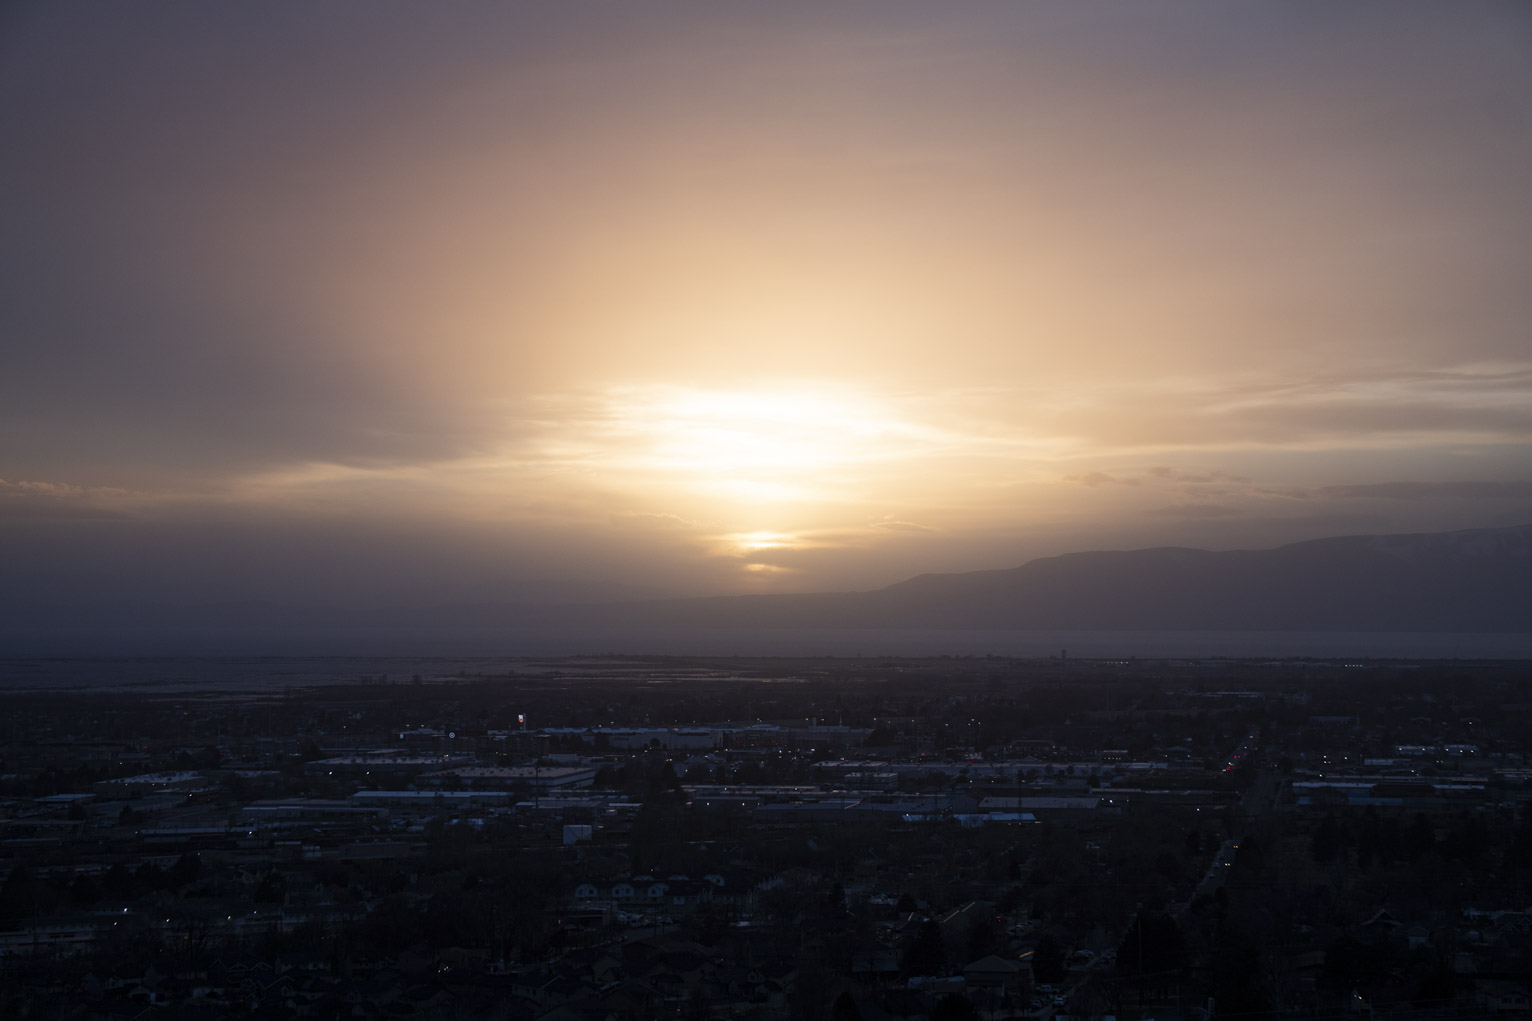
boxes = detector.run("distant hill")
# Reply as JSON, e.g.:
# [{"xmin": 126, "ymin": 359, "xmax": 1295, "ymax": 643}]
[
  {"xmin": 588, "ymin": 525, "xmax": 1532, "ymax": 633},
  {"xmin": 5, "ymin": 527, "xmax": 1530, "ymax": 651}
]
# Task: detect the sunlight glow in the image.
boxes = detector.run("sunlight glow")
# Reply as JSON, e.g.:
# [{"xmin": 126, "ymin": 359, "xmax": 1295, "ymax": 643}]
[
  {"xmin": 604, "ymin": 384, "xmax": 928, "ymax": 503},
  {"xmin": 730, "ymin": 530, "xmax": 794, "ymax": 553},
  {"xmin": 635, "ymin": 387, "xmax": 900, "ymax": 469}
]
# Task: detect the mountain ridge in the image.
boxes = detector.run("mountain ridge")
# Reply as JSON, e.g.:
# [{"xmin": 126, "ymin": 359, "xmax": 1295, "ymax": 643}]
[
  {"xmin": 5, "ymin": 525, "xmax": 1530, "ymax": 638},
  {"xmin": 590, "ymin": 524, "xmax": 1532, "ymax": 633}
]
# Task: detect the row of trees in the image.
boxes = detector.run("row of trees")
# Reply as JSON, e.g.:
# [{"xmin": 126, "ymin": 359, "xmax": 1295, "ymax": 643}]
[{"xmin": 0, "ymin": 854, "xmax": 203, "ymax": 922}]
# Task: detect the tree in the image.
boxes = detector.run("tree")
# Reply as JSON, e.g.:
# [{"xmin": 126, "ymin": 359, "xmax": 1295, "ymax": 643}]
[
  {"xmin": 831, "ymin": 991, "xmax": 864, "ymax": 1021},
  {"xmin": 171, "ymin": 852, "xmax": 201, "ymax": 887},
  {"xmin": 932, "ymin": 993, "xmax": 977, "ymax": 1021},
  {"xmin": 102, "ymin": 862, "xmax": 133, "ymax": 899},
  {"xmin": 1413, "ymin": 956, "xmax": 1458, "ymax": 1003},
  {"xmin": 687, "ymin": 904, "xmax": 729, "ymax": 946},
  {"xmin": 1404, "ymin": 812, "xmax": 1435, "ymax": 860},
  {"xmin": 1312, "ymin": 814, "xmax": 1341, "ymax": 864},
  {"xmin": 902, "ymin": 919, "xmax": 947, "ymax": 977},
  {"xmin": 255, "ymin": 872, "xmax": 286, "ymax": 904},
  {"xmin": 1032, "ymin": 933, "xmax": 1067, "ymax": 985},
  {"xmin": 69, "ymin": 873, "xmax": 102, "ymax": 907},
  {"xmin": 1319, "ymin": 935, "xmax": 1380, "ymax": 993},
  {"xmin": 1209, "ymin": 939, "xmax": 1265, "ymax": 1016},
  {"xmin": 1117, "ymin": 912, "xmax": 1187, "ymax": 976},
  {"xmin": 0, "ymin": 867, "xmax": 41, "ymax": 921},
  {"xmin": 686, "ymin": 987, "xmax": 718, "ymax": 1021},
  {"xmin": 966, "ymin": 918, "xmax": 1000, "ymax": 963}
]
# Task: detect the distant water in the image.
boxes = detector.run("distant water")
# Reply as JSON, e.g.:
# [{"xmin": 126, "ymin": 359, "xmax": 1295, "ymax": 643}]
[{"xmin": 1, "ymin": 628, "xmax": 1529, "ymax": 690}]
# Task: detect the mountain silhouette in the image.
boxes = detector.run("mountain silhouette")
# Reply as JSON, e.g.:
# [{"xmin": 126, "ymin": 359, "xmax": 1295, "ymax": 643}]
[
  {"xmin": 588, "ymin": 524, "xmax": 1532, "ymax": 632},
  {"xmin": 5, "ymin": 526, "xmax": 1529, "ymax": 649}
]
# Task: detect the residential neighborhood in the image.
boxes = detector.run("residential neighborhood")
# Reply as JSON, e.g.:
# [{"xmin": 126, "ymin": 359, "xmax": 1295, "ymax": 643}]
[{"xmin": 3, "ymin": 654, "xmax": 1532, "ymax": 1019}]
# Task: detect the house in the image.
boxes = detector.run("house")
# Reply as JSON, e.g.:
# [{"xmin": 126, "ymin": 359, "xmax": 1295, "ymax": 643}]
[
  {"xmin": 964, "ymin": 954, "xmax": 1027, "ymax": 993},
  {"xmin": 702, "ymin": 871, "xmax": 760, "ymax": 909},
  {"xmin": 628, "ymin": 875, "xmax": 672, "ymax": 904},
  {"xmin": 1402, "ymin": 924, "xmax": 1432, "ymax": 950},
  {"xmin": 1477, "ymin": 980, "xmax": 1531, "ymax": 1014},
  {"xmin": 938, "ymin": 900, "xmax": 993, "ymax": 946},
  {"xmin": 662, "ymin": 877, "xmax": 715, "ymax": 911},
  {"xmin": 87, "ymin": 999, "xmax": 155, "ymax": 1021},
  {"xmin": 850, "ymin": 942, "xmax": 900, "ymax": 979}
]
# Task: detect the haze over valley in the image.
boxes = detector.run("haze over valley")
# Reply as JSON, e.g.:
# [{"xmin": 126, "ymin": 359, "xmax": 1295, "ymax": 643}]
[{"xmin": 5, "ymin": 525, "xmax": 1529, "ymax": 658}]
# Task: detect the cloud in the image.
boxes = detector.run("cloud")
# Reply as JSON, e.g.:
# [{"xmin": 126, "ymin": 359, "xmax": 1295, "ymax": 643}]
[
  {"xmin": 1146, "ymin": 467, "xmax": 1251, "ymax": 485},
  {"xmin": 611, "ymin": 511, "xmax": 698, "ymax": 530},
  {"xmin": 0, "ymin": 477, "xmax": 134, "ymax": 520},
  {"xmin": 0, "ymin": 502, "xmax": 131, "ymax": 523},
  {"xmin": 1250, "ymin": 487, "xmax": 1313, "ymax": 501},
  {"xmin": 1318, "ymin": 481, "xmax": 1532, "ymax": 502},
  {"xmin": 734, "ymin": 544, "xmax": 829, "ymax": 569},
  {"xmin": 1069, "ymin": 466, "xmax": 1253, "ymax": 493},
  {"xmin": 1, "ymin": 478, "xmax": 87, "ymax": 497},
  {"xmin": 1228, "ymin": 402, "xmax": 1532, "ymax": 445},
  {"xmin": 872, "ymin": 519, "xmax": 936, "ymax": 533},
  {"xmin": 1072, "ymin": 471, "xmax": 1138, "ymax": 488},
  {"xmin": 1055, "ymin": 366, "xmax": 1532, "ymax": 453},
  {"xmin": 1150, "ymin": 503, "xmax": 1245, "ymax": 519},
  {"xmin": 4, "ymin": 4, "xmax": 1532, "ymax": 611}
]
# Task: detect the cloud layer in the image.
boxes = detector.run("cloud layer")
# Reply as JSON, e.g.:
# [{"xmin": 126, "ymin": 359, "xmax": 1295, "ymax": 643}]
[{"xmin": 3, "ymin": 3, "xmax": 1531, "ymax": 609}]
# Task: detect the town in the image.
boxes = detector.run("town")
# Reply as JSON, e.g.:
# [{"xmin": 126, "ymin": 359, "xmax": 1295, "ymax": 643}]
[{"xmin": 3, "ymin": 654, "xmax": 1531, "ymax": 1020}]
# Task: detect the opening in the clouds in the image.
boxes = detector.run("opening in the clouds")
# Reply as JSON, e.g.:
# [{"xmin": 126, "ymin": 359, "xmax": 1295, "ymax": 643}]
[
  {"xmin": 730, "ymin": 530, "xmax": 794, "ymax": 553},
  {"xmin": 606, "ymin": 384, "xmax": 911, "ymax": 500}
]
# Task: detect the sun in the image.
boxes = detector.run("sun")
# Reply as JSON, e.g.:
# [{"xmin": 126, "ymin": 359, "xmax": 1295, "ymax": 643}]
[
  {"xmin": 608, "ymin": 383, "xmax": 914, "ymax": 502},
  {"xmin": 728, "ymin": 530, "xmax": 793, "ymax": 553},
  {"xmin": 566, "ymin": 382, "xmax": 949, "ymax": 579}
]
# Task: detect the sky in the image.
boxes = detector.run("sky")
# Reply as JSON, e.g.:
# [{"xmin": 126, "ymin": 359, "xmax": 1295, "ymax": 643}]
[{"xmin": 3, "ymin": 1, "xmax": 1532, "ymax": 612}]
